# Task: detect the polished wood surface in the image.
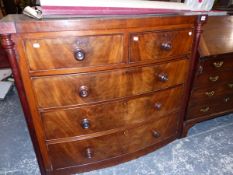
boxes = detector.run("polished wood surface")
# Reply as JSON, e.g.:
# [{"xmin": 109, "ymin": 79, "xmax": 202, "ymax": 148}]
[
  {"xmin": 33, "ymin": 59, "xmax": 188, "ymax": 109},
  {"xmin": 48, "ymin": 113, "xmax": 179, "ymax": 170},
  {"xmin": 42, "ymin": 86, "xmax": 183, "ymax": 140},
  {"xmin": 130, "ymin": 29, "xmax": 193, "ymax": 63},
  {"xmin": 0, "ymin": 45, "xmax": 10, "ymax": 68},
  {"xmin": 184, "ymin": 16, "xmax": 233, "ymax": 136},
  {"xmin": 193, "ymin": 69, "xmax": 233, "ymax": 89},
  {"xmin": 25, "ymin": 34, "xmax": 124, "ymax": 71},
  {"xmin": 199, "ymin": 54, "xmax": 233, "ymax": 73},
  {"xmin": 187, "ymin": 93, "xmax": 233, "ymax": 120},
  {"xmin": 199, "ymin": 16, "xmax": 233, "ymax": 57},
  {"xmin": 0, "ymin": 14, "xmax": 204, "ymax": 174}
]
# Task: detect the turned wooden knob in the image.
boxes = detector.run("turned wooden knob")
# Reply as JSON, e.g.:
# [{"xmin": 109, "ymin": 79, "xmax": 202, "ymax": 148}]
[
  {"xmin": 74, "ymin": 49, "xmax": 85, "ymax": 61},
  {"xmin": 152, "ymin": 130, "xmax": 160, "ymax": 138},
  {"xmin": 161, "ymin": 43, "xmax": 172, "ymax": 51},
  {"xmin": 81, "ymin": 118, "xmax": 90, "ymax": 129},
  {"xmin": 85, "ymin": 148, "xmax": 94, "ymax": 159},
  {"xmin": 154, "ymin": 103, "xmax": 162, "ymax": 110},
  {"xmin": 79, "ymin": 86, "xmax": 89, "ymax": 98},
  {"xmin": 158, "ymin": 73, "xmax": 168, "ymax": 82}
]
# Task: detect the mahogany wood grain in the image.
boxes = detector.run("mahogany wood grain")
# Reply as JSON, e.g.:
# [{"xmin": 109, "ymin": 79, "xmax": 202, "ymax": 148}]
[
  {"xmin": 0, "ymin": 34, "xmax": 49, "ymax": 175},
  {"xmin": 186, "ymin": 93, "xmax": 233, "ymax": 120},
  {"xmin": 189, "ymin": 84, "xmax": 233, "ymax": 106},
  {"xmin": 42, "ymin": 86, "xmax": 183, "ymax": 140},
  {"xmin": 0, "ymin": 14, "xmax": 195, "ymax": 34},
  {"xmin": 0, "ymin": 45, "xmax": 10, "ymax": 68},
  {"xmin": 32, "ymin": 59, "xmax": 188, "ymax": 109},
  {"xmin": 178, "ymin": 15, "xmax": 207, "ymax": 138},
  {"xmin": 130, "ymin": 29, "xmax": 193, "ymax": 63},
  {"xmin": 25, "ymin": 34, "xmax": 124, "ymax": 71},
  {"xmin": 199, "ymin": 54, "xmax": 233, "ymax": 73},
  {"xmin": 199, "ymin": 16, "xmax": 233, "ymax": 57},
  {"xmin": 48, "ymin": 113, "xmax": 179, "ymax": 170},
  {"xmin": 0, "ymin": 14, "xmax": 202, "ymax": 175},
  {"xmin": 192, "ymin": 69, "xmax": 233, "ymax": 89}
]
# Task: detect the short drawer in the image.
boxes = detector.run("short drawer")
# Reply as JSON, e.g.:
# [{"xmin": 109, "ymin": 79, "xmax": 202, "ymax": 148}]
[
  {"xmin": 42, "ymin": 86, "xmax": 183, "ymax": 140},
  {"xmin": 200, "ymin": 55, "xmax": 233, "ymax": 73},
  {"xmin": 189, "ymin": 83, "xmax": 233, "ymax": 106},
  {"xmin": 33, "ymin": 59, "xmax": 189, "ymax": 108},
  {"xmin": 24, "ymin": 34, "xmax": 124, "ymax": 71},
  {"xmin": 129, "ymin": 29, "xmax": 193, "ymax": 63},
  {"xmin": 186, "ymin": 94, "xmax": 233, "ymax": 120},
  {"xmin": 193, "ymin": 69, "xmax": 233, "ymax": 89},
  {"xmin": 48, "ymin": 113, "xmax": 179, "ymax": 170}
]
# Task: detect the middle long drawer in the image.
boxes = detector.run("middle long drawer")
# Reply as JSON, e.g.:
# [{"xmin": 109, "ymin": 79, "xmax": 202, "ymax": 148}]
[
  {"xmin": 32, "ymin": 59, "xmax": 188, "ymax": 108},
  {"xmin": 42, "ymin": 86, "xmax": 183, "ymax": 140}
]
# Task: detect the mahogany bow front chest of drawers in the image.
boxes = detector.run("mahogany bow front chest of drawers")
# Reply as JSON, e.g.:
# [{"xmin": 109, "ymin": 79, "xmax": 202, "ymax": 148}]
[{"xmin": 0, "ymin": 14, "xmax": 206, "ymax": 175}]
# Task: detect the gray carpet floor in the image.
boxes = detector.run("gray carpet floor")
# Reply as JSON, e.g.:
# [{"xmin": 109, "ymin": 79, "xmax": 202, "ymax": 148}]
[{"xmin": 0, "ymin": 88, "xmax": 233, "ymax": 175}]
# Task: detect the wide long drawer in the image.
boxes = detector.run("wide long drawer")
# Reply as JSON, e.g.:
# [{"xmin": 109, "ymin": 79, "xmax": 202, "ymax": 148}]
[
  {"xmin": 186, "ymin": 93, "xmax": 233, "ymax": 120},
  {"xmin": 200, "ymin": 55, "xmax": 233, "ymax": 73},
  {"xmin": 189, "ymin": 83, "xmax": 233, "ymax": 106},
  {"xmin": 42, "ymin": 86, "xmax": 183, "ymax": 140},
  {"xmin": 24, "ymin": 34, "xmax": 124, "ymax": 71},
  {"xmin": 48, "ymin": 113, "xmax": 179, "ymax": 170},
  {"xmin": 129, "ymin": 29, "xmax": 193, "ymax": 63},
  {"xmin": 193, "ymin": 69, "xmax": 233, "ymax": 89},
  {"xmin": 32, "ymin": 59, "xmax": 189, "ymax": 108}
]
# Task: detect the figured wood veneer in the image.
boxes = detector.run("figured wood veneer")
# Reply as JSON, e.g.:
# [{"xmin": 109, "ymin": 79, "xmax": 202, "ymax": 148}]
[
  {"xmin": 32, "ymin": 59, "xmax": 188, "ymax": 108},
  {"xmin": 130, "ymin": 29, "xmax": 193, "ymax": 63},
  {"xmin": 0, "ymin": 14, "xmax": 205, "ymax": 175},
  {"xmin": 25, "ymin": 34, "xmax": 124, "ymax": 71},
  {"xmin": 42, "ymin": 86, "xmax": 183, "ymax": 140},
  {"xmin": 48, "ymin": 113, "xmax": 179, "ymax": 170}
]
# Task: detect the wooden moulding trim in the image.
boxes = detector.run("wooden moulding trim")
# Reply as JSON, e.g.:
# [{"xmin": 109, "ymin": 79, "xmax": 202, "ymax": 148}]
[
  {"xmin": 179, "ymin": 14, "xmax": 208, "ymax": 138},
  {"xmin": 0, "ymin": 22, "xmax": 16, "ymax": 34},
  {"xmin": 13, "ymin": 15, "xmax": 195, "ymax": 33},
  {"xmin": 0, "ymin": 34, "xmax": 47, "ymax": 175}
]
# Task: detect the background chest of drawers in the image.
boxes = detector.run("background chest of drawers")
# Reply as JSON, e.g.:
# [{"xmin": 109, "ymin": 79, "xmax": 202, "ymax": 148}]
[
  {"xmin": 184, "ymin": 16, "xmax": 233, "ymax": 135},
  {"xmin": 0, "ymin": 14, "xmax": 205, "ymax": 175}
]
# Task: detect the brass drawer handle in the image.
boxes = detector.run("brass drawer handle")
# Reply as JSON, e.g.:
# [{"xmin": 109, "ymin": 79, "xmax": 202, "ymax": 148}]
[
  {"xmin": 152, "ymin": 130, "xmax": 160, "ymax": 138},
  {"xmin": 79, "ymin": 85, "xmax": 89, "ymax": 98},
  {"xmin": 74, "ymin": 49, "xmax": 85, "ymax": 61},
  {"xmin": 85, "ymin": 148, "xmax": 94, "ymax": 159},
  {"xmin": 228, "ymin": 83, "xmax": 233, "ymax": 88},
  {"xmin": 205, "ymin": 91, "xmax": 215, "ymax": 97},
  {"xmin": 224, "ymin": 97, "xmax": 230, "ymax": 102},
  {"xmin": 200, "ymin": 107, "xmax": 210, "ymax": 113},
  {"xmin": 213, "ymin": 61, "xmax": 224, "ymax": 68},
  {"xmin": 161, "ymin": 43, "xmax": 172, "ymax": 51},
  {"xmin": 154, "ymin": 103, "xmax": 162, "ymax": 110},
  {"xmin": 81, "ymin": 118, "xmax": 90, "ymax": 129},
  {"xmin": 158, "ymin": 73, "xmax": 168, "ymax": 82},
  {"xmin": 209, "ymin": 76, "xmax": 219, "ymax": 82}
]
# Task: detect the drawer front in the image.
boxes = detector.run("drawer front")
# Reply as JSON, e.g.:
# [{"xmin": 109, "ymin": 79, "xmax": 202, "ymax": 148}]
[
  {"xmin": 193, "ymin": 70, "xmax": 233, "ymax": 89},
  {"xmin": 48, "ymin": 113, "xmax": 179, "ymax": 170},
  {"xmin": 189, "ymin": 83, "xmax": 233, "ymax": 106},
  {"xmin": 42, "ymin": 86, "xmax": 183, "ymax": 140},
  {"xmin": 187, "ymin": 93, "xmax": 233, "ymax": 120},
  {"xmin": 33, "ymin": 59, "xmax": 188, "ymax": 108},
  {"xmin": 25, "ymin": 34, "xmax": 124, "ymax": 71},
  {"xmin": 200, "ymin": 55, "xmax": 233, "ymax": 73},
  {"xmin": 130, "ymin": 29, "xmax": 193, "ymax": 63}
]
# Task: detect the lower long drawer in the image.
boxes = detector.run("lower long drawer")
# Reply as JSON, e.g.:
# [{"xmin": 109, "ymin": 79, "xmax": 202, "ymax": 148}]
[
  {"xmin": 42, "ymin": 86, "xmax": 183, "ymax": 140},
  {"xmin": 186, "ymin": 93, "xmax": 233, "ymax": 120},
  {"xmin": 47, "ymin": 113, "xmax": 179, "ymax": 170}
]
